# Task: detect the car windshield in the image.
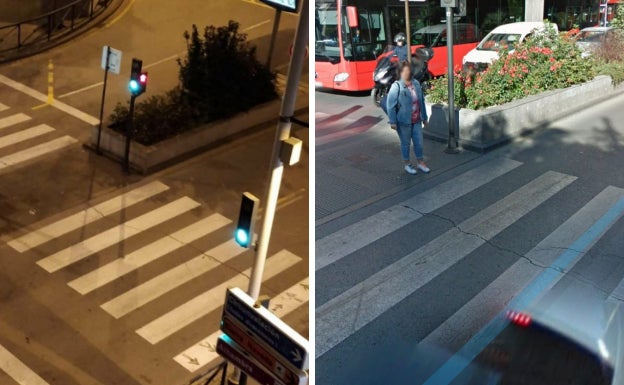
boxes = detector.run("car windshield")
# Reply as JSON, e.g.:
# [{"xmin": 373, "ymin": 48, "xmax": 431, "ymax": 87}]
[
  {"xmin": 412, "ymin": 31, "xmax": 440, "ymax": 47},
  {"xmin": 478, "ymin": 33, "xmax": 522, "ymax": 51},
  {"xmin": 577, "ymin": 30, "xmax": 606, "ymax": 43}
]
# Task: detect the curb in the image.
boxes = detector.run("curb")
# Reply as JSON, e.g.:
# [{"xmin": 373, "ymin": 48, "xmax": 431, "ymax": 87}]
[
  {"xmin": 0, "ymin": 0, "xmax": 125, "ymax": 64},
  {"xmin": 83, "ymin": 105, "xmax": 309, "ymax": 175}
]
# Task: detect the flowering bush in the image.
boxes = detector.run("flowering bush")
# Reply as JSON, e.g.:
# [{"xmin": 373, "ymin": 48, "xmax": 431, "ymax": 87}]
[{"xmin": 429, "ymin": 27, "xmax": 596, "ymax": 109}]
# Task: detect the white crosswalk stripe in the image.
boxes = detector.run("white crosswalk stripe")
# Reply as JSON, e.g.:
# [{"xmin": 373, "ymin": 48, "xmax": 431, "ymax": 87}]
[
  {"xmin": 174, "ymin": 277, "xmax": 309, "ymax": 372},
  {"xmin": 135, "ymin": 249, "xmax": 301, "ymax": 344},
  {"xmin": 11, "ymin": 181, "xmax": 307, "ymax": 375},
  {"xmin": 36, "ymin": 197, "xmax": 201, "ymax": 272},
  {"xmin": 0, "ymin": 343, "xmax": 49, "ymax": 385},
  {"xmin": 9, "ymin": 181, "xmax": 170, "ymax": 253},
  {"xmin": 0, "ymin": 113, "xmax": 30, "ymax": 129},
  {"xmin": 316, "ymin": 171, "xmax": 576, "ymax": 357},
  {"xmin": 316, "ymin": 158, "xmax": 522, "ymax": 271},
  {"xmin": 0, "ymin": 107, "xmax": 79, "ymax": 172},
  {"xmin": 68, "ymin": 213, "xmax": 231, "ymax": 295}
]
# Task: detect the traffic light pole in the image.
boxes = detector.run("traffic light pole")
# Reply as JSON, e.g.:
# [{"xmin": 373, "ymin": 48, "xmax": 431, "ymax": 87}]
[
  {"xmin": 228, "ymin": 1, "xmax": 308, "ymax": 384},
  {"xmin": 124, "ymin": 95, "xmax": 136, "ymax": 173}
]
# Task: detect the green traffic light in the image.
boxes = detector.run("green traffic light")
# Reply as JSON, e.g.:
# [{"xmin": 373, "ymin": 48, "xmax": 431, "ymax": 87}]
[
  {"xmin": 128, "ymin": 79, "xmax": 140, "ymax": 93},
  {"xmin": 234, "ymin": 228, "xmax": 249, "ymax": 247}
]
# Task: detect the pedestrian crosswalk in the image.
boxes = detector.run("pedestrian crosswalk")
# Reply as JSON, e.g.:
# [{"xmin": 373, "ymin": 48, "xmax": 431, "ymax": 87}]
[
  {"xmin": 316, "ymin": 155, "xmax": 624, "ymax": 378},
  {"xmin": 7, "ymin": 180, "xmax": 308, "ymax": 375},
  {"xmin": 0, "ymin": 104, "xmax": 77, "ymax": 172},
  {"xmin": 0, "ymin": 343, "xmax": 49, "ymax": 385}
]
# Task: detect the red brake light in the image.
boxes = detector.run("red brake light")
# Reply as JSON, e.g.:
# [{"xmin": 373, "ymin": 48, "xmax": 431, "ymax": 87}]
[{"xmin": 506, "ymin": 310, "xmax": 532, "ymax": 327}]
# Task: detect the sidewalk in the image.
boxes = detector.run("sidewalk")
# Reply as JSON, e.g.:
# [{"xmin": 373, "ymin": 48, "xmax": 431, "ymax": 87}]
[{"xmin": 315, "ymin": 97, "xmax": 480, "ymax": 224}]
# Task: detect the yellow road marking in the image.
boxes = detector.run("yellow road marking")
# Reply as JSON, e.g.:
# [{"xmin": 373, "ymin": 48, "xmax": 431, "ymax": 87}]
[{"xmin": 104, "ymin": 0, "xmax": 136, "ymax": 27}]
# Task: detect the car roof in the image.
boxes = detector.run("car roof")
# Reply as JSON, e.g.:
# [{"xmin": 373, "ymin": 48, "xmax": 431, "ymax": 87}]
[
  {"xmin": 581, "ymin": 26, "xmax": 613, "ymax": 32},
  {"xmin": 414, "ymin": 23, "xmax": 476, "ymax": 34},
  {"xmin": 490, "ymin": 21, "xmax": 552, "ymax": 34}
]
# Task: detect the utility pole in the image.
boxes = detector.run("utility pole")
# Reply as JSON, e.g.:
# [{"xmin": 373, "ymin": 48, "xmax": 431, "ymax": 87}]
[
  {"xmin": 228, "ymin": 1, "xmax": 308, "ymax": 383},
  {"xmin": 404, "ymin": 0, "xmax": 411, "ymax": 62},
  {"xmin": 444, "ymin": 5, "xmax": 459, "ymax": 153}
]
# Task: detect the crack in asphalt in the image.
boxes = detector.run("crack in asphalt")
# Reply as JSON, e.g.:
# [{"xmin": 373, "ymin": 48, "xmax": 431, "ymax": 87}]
[{"xmin": 402, "ymin": 205, "xmax": 566, "ymax": 274}]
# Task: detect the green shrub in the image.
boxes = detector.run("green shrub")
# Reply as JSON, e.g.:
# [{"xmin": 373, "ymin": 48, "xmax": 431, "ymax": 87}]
[
  {"xmin": 428, "ymin": 27, "xmax": 596, "ymax": 110},
  {"xmin": 109, "ymin": 20, "xmax": 277, "ymax": 146},
  {"xmin": 596, "ymin": 60, "xmax": 624, "ymax": 85}
]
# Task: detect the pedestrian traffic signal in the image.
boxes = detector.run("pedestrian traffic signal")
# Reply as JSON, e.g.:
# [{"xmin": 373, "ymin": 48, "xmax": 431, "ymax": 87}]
[
  {"xmin": 235, "ymin": 192, "xmax": 259, "ymax": 248},
  {"xmin": 128, "ymin": 58, "xmax": 145, "ymax": 96}
]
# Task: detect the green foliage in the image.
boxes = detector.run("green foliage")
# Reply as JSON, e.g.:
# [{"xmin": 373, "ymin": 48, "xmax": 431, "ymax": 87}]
[
  {"xmin": 428, "ymin": 27, "xmax": 596, "ymax": 110},
  {"xmin": 109, "ymin": 21, "xmax": 277, "ymax": 146},
  {"xmin": 178, "ymin": 21, "xmax": 277, "ymax": 121},
  {"xmin": 610, "ymin": 4, "xmax": 624, "ymax": 30},
  {"xmin": 596, "ymin": 60, "xmax": 624, "ymax": 85}
]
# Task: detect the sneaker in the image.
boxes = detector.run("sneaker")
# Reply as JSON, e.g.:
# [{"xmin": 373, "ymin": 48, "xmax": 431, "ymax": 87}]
[
  {"xmin": 404, "ymin": 164, "xmax": 417, "ymax": 175},
  {"xmin": 416, "ymin": 162, "xmax": 430, "ymax": 173}
]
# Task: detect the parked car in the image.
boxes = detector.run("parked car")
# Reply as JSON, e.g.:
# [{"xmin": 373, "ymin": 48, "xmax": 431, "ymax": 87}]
[
  {"xmin": 576, "ymin": 26, "xmax": 615, "ymax": 57},
  {"xmin": 411, "ymin": 23, "xmax": 480, "ymax": 77},
  {"xmin": 463, "ymin": 21, "xmax": 559, "ymax": 73}
]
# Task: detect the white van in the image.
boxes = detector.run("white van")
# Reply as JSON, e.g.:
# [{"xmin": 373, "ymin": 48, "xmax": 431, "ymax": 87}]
[{"xmin": 462, "ymin": 21, "xmax": 558, "ymax": 72}]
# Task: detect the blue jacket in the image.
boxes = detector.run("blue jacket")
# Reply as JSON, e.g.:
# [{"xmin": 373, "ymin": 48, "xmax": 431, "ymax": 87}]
[
  {"xmin": 393, "ymin": 45, "xmax": 408, "ymax": 62},
  {"xmin": 387, "ymin": 80, "xmax": 428, "ymax": 126}
]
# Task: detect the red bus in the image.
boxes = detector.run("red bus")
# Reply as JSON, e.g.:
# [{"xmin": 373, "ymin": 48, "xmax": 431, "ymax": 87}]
[
  {"xmin": 314, "ymin": 0, "xmax": 388, "ymax": 91},
  {"xmin": 601, "ymin": 0, "xmax": 622, "ymax": 25},
  {"xmin": 314, "ymin": 0, "xmax": 481, "ymax": 92}
]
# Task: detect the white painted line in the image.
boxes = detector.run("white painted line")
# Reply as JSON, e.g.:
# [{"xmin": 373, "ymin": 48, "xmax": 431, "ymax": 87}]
[
  {"xmin": 423, "ymin": 186, "xmax": 624, "ymax": 350},
  {"xmin": 143, "ymin": 53, "xmax": 181, "ymax": 69},
  {"xmin": 0, "ymin": 136, "xmax": 77, "ymax": 170},
  {"xmin": 69, "ymin": 214, "xmax": 231, "ymax": 295},
  {"xmin": 0, "ymin": 124, "xmax": 54, "ymax": 149},
  {"xmin": 0, "ymin": 102, "xmax": 8, "ymax": 112},
  {"xmin": 315, "ymin": 158, "xmax": 523, "ymax": 271},
  {"xmin": 315, "ymin": 171, "xmax": 576, "ymax": 357},
  {"xmin": 243, "ymin": 19, "xmax": 271, "ymax": 31},
  {"xmin": 135, "ymin": 249, "xmax": 301, "ymax": 344},
  {"xmin": 174, "ymin": 277, "xmax": 309, "ymax": 372},
  {"xmin": 101, "ymin": 238, "xmax": 246, "ymax": 318},
  {"xmin": 8, "ymin": 181, "xmax": 170, "ymax": 253},
  {"xmin": 57, "ymin": 82, "xmax": 103, "ymax": 99},
  {"xmin": 0, "ymin": 343, "xmax": 50, "ymax": 385},
  {"xmin": 36, "ymin": 197, "xmax": 200, "ymax": 273},
  {"xmin": 0, "ymin": 113, "xmax": 31, "ymax": 130},
  {"xmin": 0, "ymin": 74, "xmax": 99, "ymax": 125}
]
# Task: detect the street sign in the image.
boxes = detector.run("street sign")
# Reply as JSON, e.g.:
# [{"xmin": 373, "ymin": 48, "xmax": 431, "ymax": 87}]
[
  {"xmin": 217, "ymin": 335, "xmax": 286, "ymax": 385},
  {"xmin": 259, "ymin": 0, "xmax": 298, "ymax": 13},
  {"xmin": 101, "ymin": 45, "xmax": 122, "ymax": 75},
  {"xmin": 221, "ymin": 315, "xmax": 307, "ymax": 385},
  {"xmin": 223, "ymin": 288, "xmax": 309, "ymax": 370}
]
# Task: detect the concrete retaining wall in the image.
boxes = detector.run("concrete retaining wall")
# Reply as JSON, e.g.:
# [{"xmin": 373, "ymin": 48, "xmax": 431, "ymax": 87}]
[
  {"xmin": 425, "ymin": 75, "xmax": 614, "ymax": 152},
  {"xmin": 91, "ymin": 99, "xmax": 283, "ymax": 174}
]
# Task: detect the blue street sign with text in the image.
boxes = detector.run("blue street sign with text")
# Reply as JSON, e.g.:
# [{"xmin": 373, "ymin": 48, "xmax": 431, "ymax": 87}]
[{"xmin": 223, "ymin": 288, "xmax": 309, "ymax": 370}]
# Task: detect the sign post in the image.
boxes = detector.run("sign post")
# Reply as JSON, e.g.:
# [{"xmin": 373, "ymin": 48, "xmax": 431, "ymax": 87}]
[{"xmin": 97, "ymin": 45, "xmax": 122, "ymax": 154}]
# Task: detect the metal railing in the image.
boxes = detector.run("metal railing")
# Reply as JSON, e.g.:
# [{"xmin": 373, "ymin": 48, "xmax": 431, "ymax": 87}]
[{"xmin": 0, "ymin": 0, "xmax": 112, "ymax": 54}]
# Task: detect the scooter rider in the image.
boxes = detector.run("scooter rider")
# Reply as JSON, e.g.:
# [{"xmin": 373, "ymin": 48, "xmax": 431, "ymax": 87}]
[{"xmin": 393, "ymin": 32, "xmax": 408, "ymax": 62}]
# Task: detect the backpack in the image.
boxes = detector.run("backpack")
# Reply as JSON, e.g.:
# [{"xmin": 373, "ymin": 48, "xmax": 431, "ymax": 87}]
[{"xmin": 380, "ymin": 82, "xmax": 400, "ymax": 116}]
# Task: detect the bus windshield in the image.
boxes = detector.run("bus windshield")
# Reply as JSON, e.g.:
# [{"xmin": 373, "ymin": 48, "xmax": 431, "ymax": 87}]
[
  {"xmin": 315, "ymin": 5, "xmax": 341, "ymax": 63},
  {"xmin": 315, "ymin": 3, "xmax": 386, "ymax": 63}
]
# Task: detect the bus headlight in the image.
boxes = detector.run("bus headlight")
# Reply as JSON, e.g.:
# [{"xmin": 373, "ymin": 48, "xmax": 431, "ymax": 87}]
[{"xmin": 334, "ymin": 73, "xmax": 349, "ymax": 82}]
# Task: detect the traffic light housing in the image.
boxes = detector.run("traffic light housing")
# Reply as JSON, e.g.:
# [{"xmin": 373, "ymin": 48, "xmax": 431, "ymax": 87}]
[
  {"xmin": 129, "ymin": 58, "xmax": 146, "ymax": 96},
  {"xmin": 235, "ymin": 192, "xmax": 259, "ymax": 248}
]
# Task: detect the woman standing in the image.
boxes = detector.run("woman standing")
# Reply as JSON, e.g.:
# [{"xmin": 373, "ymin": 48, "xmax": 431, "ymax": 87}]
[{"xmin": 386, "ymin": 61, "xmax": 431, "ymax": 175}]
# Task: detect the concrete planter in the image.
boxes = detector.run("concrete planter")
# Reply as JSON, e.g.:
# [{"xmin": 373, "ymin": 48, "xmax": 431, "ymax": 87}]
[
  {"xmin": 425, "ymin": 75, "xmax": 614, "ymax": 152},
  {"xmin": 90, "ymin": 99, "xmax": 283, "ymax": 173}
]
